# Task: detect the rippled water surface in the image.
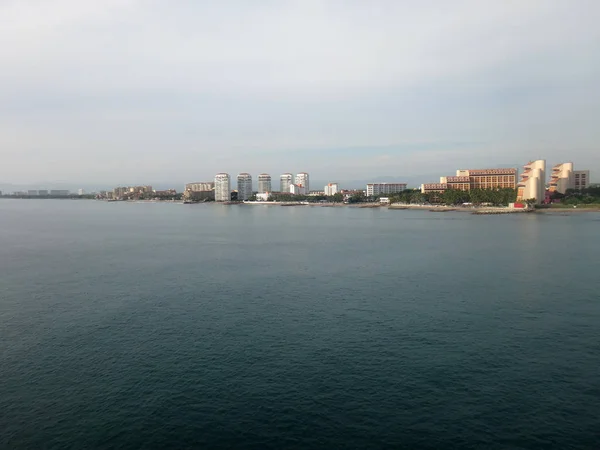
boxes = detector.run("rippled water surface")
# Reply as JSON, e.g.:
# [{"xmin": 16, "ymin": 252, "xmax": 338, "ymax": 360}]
[{"xmin": 1, "ymin": 200, "xmax": 599, "ymax": 449}]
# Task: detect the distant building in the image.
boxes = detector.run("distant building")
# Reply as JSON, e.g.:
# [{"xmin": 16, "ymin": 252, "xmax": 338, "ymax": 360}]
[
  {"xmin": 549, "ymin": 163, "xmax": 573, "ymax": 194},
  {"xmin": 290, "ymin": 184, "xmax": 305, "ymax": 195},
  {"xmin": 308, "ymin": 190, "xmax": 325, "ymax": 196},
  {"xmin": 214, "ymin": 173, "xmax": 231, "ymax": 202},
  {"xmin": 153, "ymin": 189, "xmax": 177, "ymax": 196},
  {"xmin": 280, "ymin": 173, "xmax": 293, "ymax": 193},
  {"xmin": 295, "ymin": 173, "xmax": 309, "ymax": 193},
  {"xmin": 256, "ymin": 192, "xmax": 271, "ymax": 201},
  {"xmin": 573, "ymin": 170, "xmax": 590, "ymax": 190},
  {"xmin": 366, "ymin": 183, "xmax": 407, "ymax": 196},
  {"xmin": 27, "ymin": 190, "xmax": 38, "ymax": 196},
  {"xmin": 38, "ymin": 190, "xmax": 48, "ymax": 196},
  {"xmin": 185, "ymin": 181, "xmax": 214, "ymax": 192},
  {"xmin": 257, "ymin": 174, "xmax": 272, "ymax": 193},
  {"xmin": 237, "ymin": 173, "xmax": 253, "ymax": 201},
  {"xmin": 324, "ymin": 183, "xmax": 339, "ymax": 196},
  {"xmin": 517, "ymin": 160, "xmax": 546, "ymax": 204},
  {"xmin": 78, "ymin": 189, "xmax": 85, "ymax": 196},
  {"xmin": 50, "ymin": 190, "xmax": 69, "ymax": 196},
  {"xmin": 421, "ymin": 168, "xmax": 518, "ymax": 194}
]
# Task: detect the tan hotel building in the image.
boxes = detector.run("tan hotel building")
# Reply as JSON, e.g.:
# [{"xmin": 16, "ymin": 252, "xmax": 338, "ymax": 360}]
[{"xmin": 421, "ymin": 168, "xmax": 517, "ymax": 193}]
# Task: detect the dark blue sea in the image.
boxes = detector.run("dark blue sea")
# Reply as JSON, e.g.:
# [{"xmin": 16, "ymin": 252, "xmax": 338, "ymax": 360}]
[{"xmin": 1, "ymin": 200, "xmax": 599, "ymax": 449}]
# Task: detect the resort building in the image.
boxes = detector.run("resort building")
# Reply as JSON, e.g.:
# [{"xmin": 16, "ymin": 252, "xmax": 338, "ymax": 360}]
[
  {"xmin": 214, "ymin": 173, "xmax": 231, "ymax": 202},
  {"xmin": 366, "ymin": 183, "xmax": 407, "ymax": 196},
  {"xmin": 237, "ymin": 173, "xmax": 253, "ymax": 201},
  {"xmin": 257, "ymin": 174, "xmax": 272, "ymax": 193},
  {"xmin": 324, "ymin": 183, "xmax": 339, "ymax": 196},
  {"xmin": 517, "ymin": 160, "xmax": 546, "ymax": 204},
  {"xmin": 421, "ymin": 168, "xmax": 518, "ymax": 193},
  {"xmin": 295, "ymin": 173, "xmax": 310, "ymax": 193},
  {"xmin": 185, "ymin": 181, "xmax": 215, "ymax": 192},
  {"xmin": 549, "ymin": 163, "xmax": 574, "ymax": 194},
  {"xmin": 574, "ymin": 170, "xmax": 590, "ymax": 190},
  {"xmin": 280, "ymin": 173, "xmax": 293, "ymax": 193},
  {"xmin": 290, "ymin": 184, "xmax": 304, "ymax": 195}
]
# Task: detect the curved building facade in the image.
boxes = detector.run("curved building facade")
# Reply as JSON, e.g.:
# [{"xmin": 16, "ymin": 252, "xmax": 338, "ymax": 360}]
[
  {"xmin": 549, "ymin": 163, "xmax": 573, "ymax": 194},
  {"xmin": 517, "ymin": 160, "xmax": 546, "ymax": 204},
  {"xmin": 214, "ymin": 173, "xmax": 231, "ymax": 202},
  {"xmin": 257, "ymin": 174, "xmax": 272, "ymax": 193},
  {"xmin": 237, "ymin": 173, "xmax": 253, "ymax": 201},
  {"xmin": 280, "ymin": 173, "xmax": 293, "ymax": 193}
]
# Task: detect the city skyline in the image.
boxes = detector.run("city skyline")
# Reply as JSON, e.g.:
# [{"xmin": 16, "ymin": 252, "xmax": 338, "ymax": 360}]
[{"xmin": 1, "ymin": 1, "xmax": 599, "ymax": 186}]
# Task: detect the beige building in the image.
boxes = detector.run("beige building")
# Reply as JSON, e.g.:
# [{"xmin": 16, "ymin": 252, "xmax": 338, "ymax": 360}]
[
  {"xmin": 421, "ymin": 168, "xmax": 517, "ymax": 193},
  {"xmin": 517, "ymin": 160, "xmax": 546, "ymax": 204},
  {"xmin": 549, "ymin": 163, "xmax": 573, "ymax": 194},
  {"xmin": 573, "ymin": 170, "xmax": 590, "ymax": 190},
  {"xmin": 186, "ymin": 181, "xmax": 214, "ymax": 192}
]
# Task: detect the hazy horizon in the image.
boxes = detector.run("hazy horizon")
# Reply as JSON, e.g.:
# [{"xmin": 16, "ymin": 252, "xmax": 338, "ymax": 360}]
[{"xmin": 1, "ymin": 1, "xmax": 599, "ymax": 187}]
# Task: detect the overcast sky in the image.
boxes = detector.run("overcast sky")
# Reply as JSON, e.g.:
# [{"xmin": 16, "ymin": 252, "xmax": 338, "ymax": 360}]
[{"xmin": 1, "ymin": 0, "xmax": 599, "ymax": 188}]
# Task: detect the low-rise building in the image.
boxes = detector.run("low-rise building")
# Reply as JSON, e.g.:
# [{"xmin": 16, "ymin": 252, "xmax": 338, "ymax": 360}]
[
  {"xmin": 366, "ymin": 183, "xmax": 407, "ymax": 196},
  {"xmin": 185, "ymin": 181, "xmax": 214, "ymax": 192},
  {"xmin": 421, "ymin": 168, "xmax": 518, "ymax": 193}
]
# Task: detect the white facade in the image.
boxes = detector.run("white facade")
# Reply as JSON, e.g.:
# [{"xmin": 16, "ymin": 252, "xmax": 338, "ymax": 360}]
[
  {"xmin": 574, "ymin": 170, "xmax": 590, "ymax": 190},
  {"xmin": 237, "ymin": 173, "xmax": 253, "ymax": 201},
  {"xmin": 517, "ymin": 160, "xmax": 546, "ymax": 204},
  {"xmin": 324, "ymin": 183, "xmax": 339, "ymax": 196},
  {"xmin": 258, "ymin": 174, "xmax": 272, "ymax": 193},
  {"xmin": 549, "ymin": 163, "xmax": 573, "ymax": 194},
  {"xmin": 290, "ymin": 184, "xmax": 305, "ymax": 195},
  {"xmin": 366, "ymin": 183, "xmax": 407, "ymax": 196},
  {"xmin": 256, "ymin": 192, "xmax": 271, "ymax": 201},
  {"xmin": 280, "ymin": 173, "xmax": 293, "ymax": 193},
  {"xmin": 214, "ymin": 173, "xmax": 231, "ymax": 202},
  {"xmin": 186, "ymin": 181, "xmax": 214, "ymax": 192},
  {"xmin": 78, "ymin": 189, "xmax": 85, "ymax": 195},
  {"xmin": 295, "ymin": 173, "xmax": 309, "ymax": 193}
]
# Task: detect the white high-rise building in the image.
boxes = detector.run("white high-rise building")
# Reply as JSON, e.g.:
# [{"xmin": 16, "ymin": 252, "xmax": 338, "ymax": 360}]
[
  {"xmin": 258, "ymin": 174, "xmax": 272, "ymax": 193},
  {"xmin": 295, "ymin": 173, "xmax": 309, "ymax": 193},
  {"xmin": 280, "ymin": 173, "xmax": 293, "ymax": 193},
  {"xmin": 78, "ymin": 189, "xmax": 85, "ymax": 196},
  {"xmin": 214, "ymin": 173, "xmax": 231, "ymax": 202},
  {"xmin": 517, "ymin": 160, "xmax": 546, "ymax": 204},
  {"xmin": 237, "ymin": 173, "xmax": 253, "ymax": 201},
  {"xmin": 324, "ymin": 183, "xmax": 339, "ymax": 196}
]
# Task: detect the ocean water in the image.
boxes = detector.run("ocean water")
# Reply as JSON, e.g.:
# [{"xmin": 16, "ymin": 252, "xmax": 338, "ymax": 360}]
[{"xmin": 1, "ymin": 200, "xmax": 599, "ymax": 449}]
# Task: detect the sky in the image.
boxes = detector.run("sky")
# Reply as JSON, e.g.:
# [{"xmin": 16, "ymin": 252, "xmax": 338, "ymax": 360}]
[{"xmin": 1, "ymin": 0, "xmax": 599, "ymax": 190}]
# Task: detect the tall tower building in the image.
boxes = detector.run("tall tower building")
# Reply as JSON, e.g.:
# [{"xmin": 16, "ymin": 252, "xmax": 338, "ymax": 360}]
[
  {"xmin": 237, "ymin": 173, "xmax": 253, "ymax": 201},
  {"xmin": 295, "ymin": 172, "xmax": 309, "ymax": 193},
  {"xmin": 214, "ymin": 173, "xmax": 231, "ymax": 202},
  {"xmin": 258, "ymin": 174, "xmax": 272, "ymax": 193},
  {"xmin": 280, "ymin": 173, "xmax": 293, "ymax": 193},
  {"xmin": 549, "ymin": 163, "xmax": 574, "ymax": 194},
  {"xmin": 517, "ymin": 160, "xmax": 546, "ymax": 204}
]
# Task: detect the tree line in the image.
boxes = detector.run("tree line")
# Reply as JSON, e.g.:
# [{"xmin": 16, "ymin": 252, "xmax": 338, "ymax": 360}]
[{"xmin": 389, "ymin": 188, "xmax": 518, "ymax": 206}]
